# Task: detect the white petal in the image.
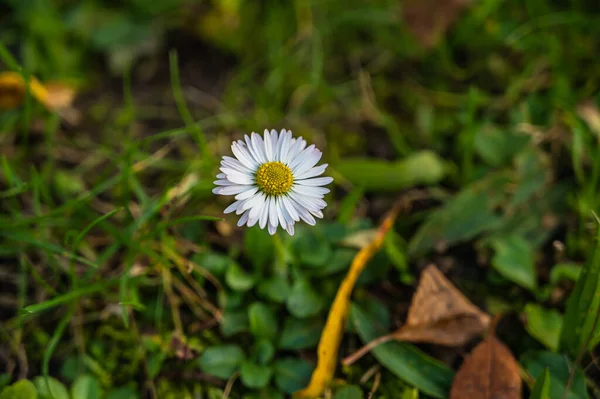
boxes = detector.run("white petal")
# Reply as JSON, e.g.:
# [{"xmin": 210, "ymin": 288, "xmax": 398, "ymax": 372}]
[
  {"xmin": 237, "ymin": 212, "xmax": 249, "ymax": 227},
  {"xmin": 295, "ymin": 176, "xmax": 333, "ymax": 187},
  {"xmin": 290, "ymin": 192, "xmax": 326, "ymax": 212},
  {"xmin": 263, "ymin": 129, "xmax": 274, "ymax": 161},
  {"xmin": 221, "ymin": 156, "xmax": 253, "ymax": 174},
  {"xmin": 225, "ymin": 171, "xmax": 254, "ymax": 185},
  {"xmin": 282, "ymin": 195, "xmax": 300, "ymax": 221},
  {"xmin": 309, "ymin": 209, "xmax": 324, "ymax": 219},
  {"xmin": 295, "ymin": 164, "xmax": 327, "ymax": 180},
  {"xmin": 268, "ymin": 196, "xmax": 278, "ymax": 230},
  {"xmin": 247, "ymin": 193, "xmax": 267, "ymax": 220},
  {"xmin": 244, "ymin": 134, "xmax": 263, "ymax": 165},
  {"xmin": 285, "ymin": 136, "xmax": 307, "ymax": 163},
  {"xmin": 292, "ymin": 148, "xmax": 322, "ymax": 176},
  {"xmin": 285, "ymin": 222, "xmax": 295, "ymax": 236},
  {"xmin": 216, "ymin": 173, "xmax": 226, "ymax": 179},
  {"xmin": 289, "ymin": 145, "xmax": 316, "ymax": 172},
  {"xmin": 248, "ymin": 216, "xmax": 258, "ymax": 227},
  {"xmin": 295, "ymin": 204, "xmax": 316, "ymax": 225},
  {"xmin": 224, "ymin": 201, "xmax": 242, "ymax": 214},
  {"xmin": 235, "ymin": 187, "xmax": 259, "ymax": 200},
  {"xmin": 251, "ymin": 133, "xmax": 268, "ymax": 164},
  {"xmin": 270, "ymin": 129, "xmax": 279, "ymax": 159},
  {"xmin": 268, "ymin": 223, "xmax": 277, "ymax": 235},
  {"xmin": 217, "ymin": 185, "xmax": 252, "ymax": 195},
  {"xmin": 231, "ymin": 142, "xmax": 257, "ymax": 169},
  {"xmin": 259, "ymin": 201, "xmax": 269, "ymax": 229},
  {"xmin": 275, "ymin": 198, "xmax": 287, "ymax": 229},
  {"xmin": 291, "ymin": 185, "xmax": 326, "ymax": 198},
  {"xmin": 278, "ymin": 131, "xmax": 292, "ymax": 163},
  {"xmin": 213, "ymin": 180, "xmax": 236, "ymax": 187}
]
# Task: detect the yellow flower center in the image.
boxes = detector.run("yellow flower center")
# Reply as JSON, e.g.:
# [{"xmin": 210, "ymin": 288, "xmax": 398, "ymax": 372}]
[{"xmin": 255, "ymin": 161, "xmax": 293, "ymax": 196}]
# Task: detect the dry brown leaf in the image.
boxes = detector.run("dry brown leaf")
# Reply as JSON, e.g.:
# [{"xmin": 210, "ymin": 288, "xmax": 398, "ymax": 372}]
[
  {"xmin": 343, "ymin": 265, "xmax": 490, "ymax": 365},
  {"xmin": 450, "ymin": 335, "xmax": 522, "ymax": 399},
  {"xmin": 401, "ymin": 0, "xmax": 471, "ymax": 48}
]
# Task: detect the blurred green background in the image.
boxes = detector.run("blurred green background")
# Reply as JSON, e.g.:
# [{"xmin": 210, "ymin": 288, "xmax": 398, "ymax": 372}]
[{"xmin": 2, "ymin": 0, "xmax": 600, "ymax": 398}]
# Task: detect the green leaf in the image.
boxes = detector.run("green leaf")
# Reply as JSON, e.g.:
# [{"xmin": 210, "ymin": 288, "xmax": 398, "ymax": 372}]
[
  {"xmin": 251, "ymin": 339, "xmax": 275, "ymax": 365},
  {"xmin": 351, "ymin": 303, "xmax": 453, "ymax": 398},
  {"xmin": 491, "ymin": 235, "xmax": 537, "ymax": 290},
  {"xmin": 530, "ymin": 368, "xmax": 550, "ymax": 399},
  {"xmin": 225, "ymin": 263, "xmax": 255, "ymax": 292},
  {"xmin": 333, "ymin": 385, "xmax": 363, "ymax": 399},
  {"xmin": 309, "ymin": 248, "xmax": 355, "ymax": 277},
  {"xmin": 245, "ymin": 226, "xmax": 275, "ymax": 268},
  {"xmin": 33, "ymin": 377, "xmax": 70, "ymax": 399},
  {"xmin": 550, "ymin": 263, "xmax": 582, "ymax": 285},
  {"xmin": 286, "ymin": 278, "xmax": 325, "ymax": 318},
  {"xmin": 273, "ymin": 357, "xmax": 314, "ymax": 394},
  {"xmin": 240, "ymin": 361, "xmax": 273, "ymax": 388},
  {"xmin": 248, "ymin": 302, "xmax": 278, "ymax": 340},
  {"xmin": 521, "ymin": 351, "xmax": 587, "ymax": 399},
  {"xmin": 279, "ymin": 316, "xmax": 323, "ymax": 350},
  {"xmin": 408, "ymin": 173, "xmax": 509, "ymax": 255},
  {"xmin": 257, "ymin": 274, "xmax": 291, "ymax": 303},
  {"xmin": 71, "ymin": 375, "xmax": 102, "ymax": 399},
  {"xmin": 560, "ymin": 228, "xmax": 600, "ymax": 356},
  {"xmin": 192, "ymin": 252, "xmax": 231, "ymax": 276},
  {"xmin": 198, "ymin": 345, "xmax": 245, "ymax": 379},
  {"xmin": 106, "ymin": 386, "xmax": 139, "ymax": 399},
  {"xmin": 523, "ymin": 303, "xmax": 563, "ymax": 351},
  {"xmin": 221, "ymin": 309, "xmax": 249, "ymax": 337},
  {"xmin": 337, "ymin": 151, "xmax": 446, "ymax": 192},
  {"xmin": 0, "ymin": 375, "xmax": 11, "ymax": 392},
  {"xmin": 292, "ymin": 228, "xmax": 332, "ymax": 268},
  {"xmin": 0, "ymin": 380, "xmax": 38, "ymax": 399}
]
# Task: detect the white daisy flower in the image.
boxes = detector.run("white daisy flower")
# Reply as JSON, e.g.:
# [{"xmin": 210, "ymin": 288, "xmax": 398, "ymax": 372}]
[{"xmin": 213, "ymin": 129, "xmax": 333, "ymax": 236}]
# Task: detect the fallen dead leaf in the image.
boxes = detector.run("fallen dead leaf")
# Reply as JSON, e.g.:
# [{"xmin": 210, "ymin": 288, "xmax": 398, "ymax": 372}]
[
  {"xmin": 401, "ymin": 0, "xmax": 472, "ymax": 48},
  {"xmin": 0, "ymin": 72, "xmax": 78, "ymax": 117},
  {"xmin": 343, "ymin": 264, "xmax": 490, "ymax": 366},
  {"xmin": 449, "ymin": 335, "xmax": 522, "ymax": 399},
  {"xmin": 293, "ymin": 200, "xmax": 404, "ymax": 398}
]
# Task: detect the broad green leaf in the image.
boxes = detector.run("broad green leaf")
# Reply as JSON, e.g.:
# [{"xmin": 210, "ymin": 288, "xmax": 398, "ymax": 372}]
[
  {"xmin": 292, "ymin": 228, "xmax": 332, "ymax": 268},
  {"xmin": 105, "ymin": 386, "xmax": 138, "ymax": 399},
  {"xmin": 409, "ymin": 173, "xmax": 509, "ymax": 255},
  {"xmin": 351, "ymin": 303, "xmax": 453, "ymax": 398},
  {"xmin": 71, "ymin": 375, "xmax": 102, "ymax": 399},
  {"xmin": 0, "ymin": 375, "xmax": 11, "ymax": 392},
  {"xmin": 333, "ymin": 385, "xmax": 363, "ymax": 399},
  {"xmin": 286, "ymin": 278, "xmax": 324, "ymax": 318},
  {"xmin": 550, "ymin": 263, "xmax": 582, "ymax": 285},
  {"xmin": 221, "ymin": 309, "xmax": 249, "ymax": 337},
  {"xmin": 0, "ymin": 380, "xmax": 37, "ymax": 399},
  {"xmin": 521, "ymin": 351, "xmax": 587, "ymax": 399},
  {"xmin": 192, "ymin": 252, "xmax": 231, "ymax": 276},
  {"xmin": 248, "ymin": 302, "xmax": 278, "ymax": 340},
  {"xmin": 273, "ymin": 357, "xmax": 314, "ymax": 394},
  {"xmin": 245, "ymin": 226, "xmax": 274, "ymax": 268},
  {"xmin": 225, "ymin": 263, "xmax": 255, "ymax": 292},
  {"xmin": 491, "ymin": 235, "xmax": 537, "ymax": 290},
  {"xmin": 251, "ymin": 339, "xmax": 275, "ymax": 365},
  {"xmin": 337, "ymin": 151, "xmax": 446, "ymax": 192},
  {"xmin": 279, "ymin": 316, "xmax": 323, "ymax": 350},
  {"xmin": 257, "ymin": 274, "xmax": 291, "ymax": 303},
  {"xmin": 198, "ymin": 345, "xmax": 245, "ymax": 379},
  {"xmin": 560, "ymin": 227, "xmax": 600, "ymax": 356},
  {"xmin": 523, "ymin": 304, "xmax": 563, "ymax": 351},
  {"xmin": 240, "ymin": 361, "xmax": 272, "ymax": 388},
  {"xmin": 530, "ymin": 368, "xmax": 550, "ymax": 399},
  {"xmin": 33, "ymin": 377, "xmax": 70, "ymax": 399},
  {"xmin": 309, "ymin": 248, "xmax": 355, "ymax": 277}
]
